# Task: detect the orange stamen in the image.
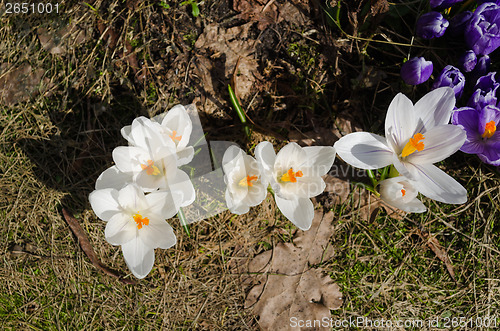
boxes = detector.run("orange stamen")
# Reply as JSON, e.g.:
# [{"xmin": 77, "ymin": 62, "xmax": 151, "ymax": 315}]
[
  {"xmin": 401, "ymin": 188, "xmax": 406, "ymax": 197},
  {"xmin": 401, "ymin": 133, "xmax": 425, "ymax": 158},
  {"xmin": 280, "ymin": 168, "xmax": 304, "ymax": 183},
  {"xmin": 239, "ymin": 175, "xmax": 258, "ymax": 187},
  {"xmin": 169, "ymin": 130, "xmax": 182, "ymax": 142},
  {"xmin": 482, "ymin": 121, "xmax": 496, "ymax": 139},
  {"xmin": 133, "ymin": 213, "xmax": 149, "ymax": 229},
  {"xmin": 140, "ymin": 160, "xmax": 160, "ymax": 176}
]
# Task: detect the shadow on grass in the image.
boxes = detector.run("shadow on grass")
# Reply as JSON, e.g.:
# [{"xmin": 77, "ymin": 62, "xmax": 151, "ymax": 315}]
[{"xmin": 18, "ymin": 85, "xmax": 144, "ymax": 213}]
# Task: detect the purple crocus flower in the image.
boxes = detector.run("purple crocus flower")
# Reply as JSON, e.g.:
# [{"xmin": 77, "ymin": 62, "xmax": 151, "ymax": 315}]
[
  {"xmin": 471, "ymin": 54, "xmax": 491, "ymax": 79},
  {"xmin": 477, "ymin": 0, "xmax": 500, "ymax": 5},
  {"xmin": 432, "ymin": 66, "xmax": 465, "ymax": 99},
  {"xmin": 467, "ymin": 72, "xmax": 499, "ymax": 110},
  {"xmin": 430, "ymin": 0, "xmax": 463, "ymax": 10},
  {"xmin": 452, "ymin": 105, "xmax": 500, "ymax": 165},
  {"xmin": 458, "ymin": 50, "xmax": 477, "ymax": 72},
  {"xmin": 449, "ymin": 11, "xmax": 473, "ymax": 37},
  {"xmin": 416, "ymin": 12, "xmax": 449, "ymax": 39},
  {"xmin": 400, "ymin": 57, "xmax": 433, "ymax": 85},
  {"xmin": 465, "ymin": 2, "xmax": 500, "ymax": 55}
]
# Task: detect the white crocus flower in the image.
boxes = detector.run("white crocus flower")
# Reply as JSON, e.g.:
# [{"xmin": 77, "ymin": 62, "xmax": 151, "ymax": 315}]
[
  {"xmin": 378, "ymin": 176, "xmax": 426, "ymax": 213},
  {"xmin": 122, "ymin": 105, "xmax": 195, "ymax": 166},
  {"xmin": 222, "ymin": 146, "xmax": 268, "ymax": 214},
  {"xmin": 151, "ymin": 105, "xmax": 195, "ymax": 165},
  {"xmin": 255, "ymin": 142, "xmax": 336, "ymax": 231},
  {"xmin": 112, "ymin": 119, "xmax": 195, "ymax": 207},
  {"xmin": 89, "ymin": 184, "xmax": 181, "ymax": 279},
  {"xmin": 334, "ymin": 87, "xmax": 467, "ymax": 204}
]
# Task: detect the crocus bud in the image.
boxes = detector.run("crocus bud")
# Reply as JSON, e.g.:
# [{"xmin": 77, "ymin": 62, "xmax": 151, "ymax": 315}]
[
  {"xmin": 472, "ymin": 55, "xmax": 491, "ymax": 79},
  {"xmin": 416, "ymin": 12, "xmax": 449, "ymax": 39},
  {"xmin": 448, "ymin": 11, "xmax": 473, "ymax": 37},
  {"xmin": 467, "ymin": 72, "xmax": 499, "ymax": 110},
  {"xmin": 400, "ymin": 57, "xmax": 433, "ymax": 85},
  {"xmin": 432, "ymin": 65, "xmax": 466, "ymax": 99},
  {"xmin": 430, "ymin": 0, "xmax": 463, "ymax": 10},
  {"xmin": 465, "ymin": 2, "xmax": 500, "ymax": 55},
  {"xmin": 458, "ymin": 50, "xmax": 477, "ymax": 72}
]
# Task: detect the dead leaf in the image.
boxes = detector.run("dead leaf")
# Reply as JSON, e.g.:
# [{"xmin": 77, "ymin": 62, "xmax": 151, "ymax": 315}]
[
  {"xmin": 193, "ymin": 22, "xmax": 263, "ymax": 114},
  {"xmin": 233, "ymin": 0, "xmax": 279, "ymax": 30},
  {"xmin": 0, "ymin": 63, "xmax": 46, "ymax": 106},
  {"xmin": 241, "ymin": 210, "xmax": 343, "ymax": 330},
  {"xmin": 62, "ymin": 208, "xmax": 136, "ymax": 285},
  {"xmin": 417, "ymin": 229, "xmax": 456, "ymax": 282},
  {"xmin": 37, "ymin": 22, "xmax": 88, "ymax": 55}
]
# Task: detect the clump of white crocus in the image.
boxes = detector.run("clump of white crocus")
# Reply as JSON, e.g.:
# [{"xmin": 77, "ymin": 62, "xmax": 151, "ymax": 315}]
[
  {"xmin": 334, "ymin": 87, "xmax": 467, "ymax": 205},
  {"xmin": 222, "ymin": 146, "xmax": 268, "ymax": 214},
  {"xmin": 89, "ymin": 184, "xmax": 181, "ymax": 279},
  {"xmin": 378, "ymin": 176, "xmax": 426, "ymax": 213},
  {"xmin": 111, "ymin": 117, "xmax": 195, "ymax": 207},
  {"xmin": 255, "ymin": 142, "xmax": 336, "ymax": 230}
]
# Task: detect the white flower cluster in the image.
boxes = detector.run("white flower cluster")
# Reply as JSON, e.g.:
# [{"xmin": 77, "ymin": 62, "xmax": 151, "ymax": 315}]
[
  {"xmin": 89, "ymin": 105, "xmax": 196, "ymax": 278},
  {"xmin": 89, "ymin": 87, "xmax": 469, "ymax": 279},
  {"xmin": 89, "ymin": 105, "xmax": 336, "ymax": 279},
  {"xmin": 334, "ymin": 87, "xmax": 468, "ymax": 212}
]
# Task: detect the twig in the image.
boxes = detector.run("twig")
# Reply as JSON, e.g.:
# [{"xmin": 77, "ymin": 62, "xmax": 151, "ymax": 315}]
[{"xmin": 62, "ymin": 208, "xmax": 136, "ymax": 285}]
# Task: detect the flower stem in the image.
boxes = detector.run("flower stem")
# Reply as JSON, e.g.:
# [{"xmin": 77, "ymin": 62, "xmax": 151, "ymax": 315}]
[
  {"xmin": 379, "ymin": 165, "xmax": 390, "ymax": 181},
  {"xmin": 367, "ymin": 169, "xmax": 378, "ymax": 188},
  {"xmin": 177, "ymin": 207, "xmax": 190, "ymax": 237},
  {"xmin": 228, "ymin": 84, "xmax": 251, "ymax": 139}
]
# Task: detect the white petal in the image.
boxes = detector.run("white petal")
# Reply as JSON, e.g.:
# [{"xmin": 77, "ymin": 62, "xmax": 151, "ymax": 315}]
[
  {"xmin": 176, "ymin": 146, "xmax": 195, "ymax": 166},
  {"xmin": 168, "ymin": 169, "xmax": 196, "ymax": 207},
  {"xmin": 381, "ymin": 195, "xmax": 427, "ymax": 213},
  {"xmin": 162, "ymin": 105, "xmax": 193, "ymax": 149},
  {"xmin": 118, "ymin": 184, "xmax": 148, "ymax": 212},
  {"xmin": 225, "ymin": 189, "xmax": 250, "ymax": 215},
  {"xmin": 95, "ymin": 166, "xmax": 133, "ymax": 190},
  {"xmin": 414, "ymin": 87, "xmax": 455, "ymax": 133},
  {"xmin": 222, "ymin": 145, "xmax": 245, "ymax": 169},
  {"xmin": 275, "ymin": 195, "xmax": 314, "ymax": 231},
  {"xmin": 302, "ymin": 146, "xmax": 336, "ymax": 176},
  {"xmin": 121, "ymin": 238, "xmax": 155, "ymax": 279},
  {"xmin": 334, "ymin": 132, "xmax": 393, "ymax": 169},
  {"xmin": 279, "ymin": 176, "xmax": 325, "ymax": 199},
  {"xmin": 407, "ymin": 163, "xmax": 467, "ymax": 204},
  {"xmin": 275, "ymin": 142, "xmax": 306, "ymax": 173},
  {"xmin": 112, "ymin": 146, "xmax": 148, "ymax": 173},
  {"xmin": 139, "ymin": 218, "xmax": 177, "ymax": 250},
  {"xmin": 145, "ymin": 190, "xmax": 181, "ymax": 219},
  {"xmin": 121, "ymin": 124, "xmax": 133, "ymax": 145},
  {"xmin": 255, "ymin": 141, "xmax": 276, "ymax": 176},
  {"xmin": 385, "ymin": 93, "xmax": 417, "ymax": 147},
  {"xmin": 406, "ymin": 125, "xmax": 466, "ymax": 165},
  {"xmin": 105, "ymin": 212, "xmax": 137, "ymax": 245},
  {"xmin": 89, "ymin": 188, "xmax": 121, "ymax": 221},
  {"xmin": 129, "ymin": 117, "xmax": 167, "ymax": 152}
]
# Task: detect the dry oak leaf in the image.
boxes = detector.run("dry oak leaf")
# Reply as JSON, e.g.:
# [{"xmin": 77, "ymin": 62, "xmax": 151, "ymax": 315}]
[
  {"xmin": 0, "ymin": 63, "xmax": 45, "ymax": 106},
  {"xmin": 194, "ymin": 23, "xmax": 262, "ymax": 101},
  {"xmin": 244, "ymin": 210, "xmax": 343, "ymax": 330}
]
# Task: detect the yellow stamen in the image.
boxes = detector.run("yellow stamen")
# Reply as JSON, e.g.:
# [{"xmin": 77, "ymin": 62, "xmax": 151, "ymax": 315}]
[
  {"xmin": 482, "ymin": 121, "xmax": 496, "ymax": 139},
  {"xmin": 280, "ymin": 168, "xmax": 303, "ymax": 183},
  {"xmin": 140, "ymin": 160, "xmax": 160, "ymax": 176},
  {"xmin": 133, "ymin": 213, "xmax": 149, "ymax": 229},
  {"xmin": 401, "ymin": 188, "xmax": 406, "ymax": 197},
  {"xmin": 169, "ymin": 130, "xmax": 182, "ymax": 142},
  {"xmin": 239, "ymin": 175, "xmax": 258, "ymax": 187},
  {"xmin": 401, "ymin": 133, "xmax": 425, "ymax": 158}
]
